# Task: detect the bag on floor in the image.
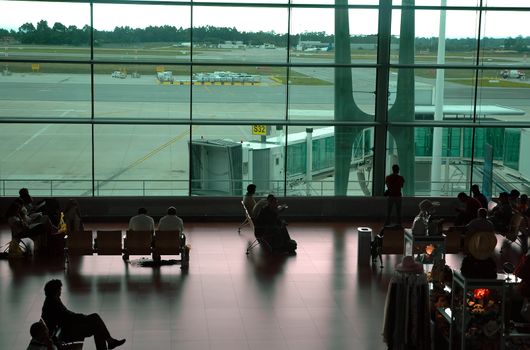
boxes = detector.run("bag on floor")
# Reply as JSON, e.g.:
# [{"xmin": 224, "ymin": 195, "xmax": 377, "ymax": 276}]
[{"xmin": 7, "ymin": 240, "xmax": 28, "ymax": 258}]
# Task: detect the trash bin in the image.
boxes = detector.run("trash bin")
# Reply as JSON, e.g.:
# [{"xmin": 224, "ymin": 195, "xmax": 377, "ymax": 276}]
[{"xmin": 357, "ymin": 227, "xmax": 372, "ymax": 266}]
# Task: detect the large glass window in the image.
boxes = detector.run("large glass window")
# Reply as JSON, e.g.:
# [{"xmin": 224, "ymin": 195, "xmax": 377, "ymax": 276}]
[
  {"xmin": 94, "ymin": 125, "xmax": 189, "ymax": 196},
  {"xmin": 0, "ymin": 124, "xmax": 92, "ymax": 196},
  {"xmin": 387, "ymin": 126, "xmax": 473, "ymax": 197},
  {"xmin": 286, "ymin": 126, "xmax": 374, "ymax": 196},
  {"xmin": 191, "ymin": 65, "xmax": 285, "ymax": 121},
  {"xmin": 93, "ymin": 3, "xmax": 191, "ymax": 62},
  {"xmin": 190, "ymin": 124, "xmax": 285, "ymax": 196},
  {"xmin": 94, "ymin": 64, "xmax": 191, "ymax": 120},
  {"xmin": 192, "ymin": 6, "xmax": 288, "ymax": 64},
  {"xmin": 1, "ymin": 1, "xmax": 530, "ymax": 197},
  {"xmin": 0, "ymin": 63, "xmax": 92, "ymax": 119}
]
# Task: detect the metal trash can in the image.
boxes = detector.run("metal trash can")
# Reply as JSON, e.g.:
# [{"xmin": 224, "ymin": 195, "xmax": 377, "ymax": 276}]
[{"xmin": 357, "ymin": 227, "xmax": 372, "ymax": 266}]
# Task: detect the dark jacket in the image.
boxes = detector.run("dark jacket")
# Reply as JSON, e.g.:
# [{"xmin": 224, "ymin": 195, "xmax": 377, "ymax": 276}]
[{"xmin": 41, "ymin": 297, "xmax": 84, "ymax": 335}]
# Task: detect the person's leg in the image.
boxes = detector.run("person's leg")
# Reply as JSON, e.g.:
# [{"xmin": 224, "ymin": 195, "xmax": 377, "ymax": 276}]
[
  {"xmin": 384, "ymin": 198, "xmax": 393, "ymax": 225},
  {"xmin": 83, "ymin": 314, "xmax": 111, "ymax": 350},
  {"xmin": 82, "ymin": 313, "xmax": 125, "ymax": 350},
  {"xmin": 395, "ymin": 197, "xmax": 402, "ymax": 226},
  {"xmin": 280, "ymin": 225, "xmax": 296, "ymax": 252}
]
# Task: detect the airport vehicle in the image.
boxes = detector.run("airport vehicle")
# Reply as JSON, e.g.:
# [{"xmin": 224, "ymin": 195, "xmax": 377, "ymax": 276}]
[
  {"xmin": 111, "ymin": 71, "xmax": 126, "ymax": 79},
  {"xmin": 501, "ymin": 69, "xmax": 526, "ymax": 80},
  {"xmin": 193, "ymin": 71, "xmax": 261, "ymax": 83},
  {"xmin": 157, "ymin": 71, "xmax": 174, "ymax": 83}
]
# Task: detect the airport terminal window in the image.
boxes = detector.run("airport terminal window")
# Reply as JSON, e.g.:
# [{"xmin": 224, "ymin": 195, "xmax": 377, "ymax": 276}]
[
  {"xmin": 390, "ymin": 9, "xmax": 479, "ymax": 65},
  {"xmin": 471, "ymin": 127, "xmax": 525, "ymax": 198},
  {"xmin": 388, "ymin": 126, "xmax": 474, "ymax": 197},
  {"xmin": 192, "ymin": 6, "xmax": 288, "ymax": 64},
  {"xmin": 93, "ymin": 125, "xmax": 189, "ymax": 196},
  {"xmin": 475, "ymin": 68, "xmax": 529, "ymax": 125},
  {"xmin": 190, "ymin": 124, "xmax": 285, "ymax": 196},
  {"xmin": 1, "ymin": 1, "xmax": 529, "ymax": 197},
  {"xmin": 286, "ymin": 126, "xmax": 373, "ymax": 196},
  {"xmin": 94, "ymin": 64, "xmax": 191, "ymax": 120},
  {"xmin": 0, "ymin": 124, "xmax": 92, "ymax": 196},
  {"xmin": 288, "ymin": 67, "xmax": 376, "ymax": 120},
  {"xmin": 0, "ymin": 1, "xmax": 90, "ymax": 60},
  {"xmin": 93, "ymin": 3, "xmax": 191, "ymax": 62},
  {"xmin": 0, "ymin": 63, "xmax": 92, "ymax": 120},
  {"xmin": 192, "ymin": 66, "xmax": 286, "ymax": 121}
]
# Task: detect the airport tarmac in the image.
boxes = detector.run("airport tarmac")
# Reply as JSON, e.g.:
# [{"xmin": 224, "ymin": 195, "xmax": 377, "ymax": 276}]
[{"xmin": 1, "ymin": 51, "xmax": 529, "ymax": 196}]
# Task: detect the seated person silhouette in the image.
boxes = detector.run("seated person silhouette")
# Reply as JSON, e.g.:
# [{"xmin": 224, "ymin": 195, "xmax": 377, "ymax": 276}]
[
  {"xmin": 489, "ymin": 192, "xmax": 513, "ymax": 231},
  {"xmin": 26, "ymin": 320, "xmax": 57, "ymax": 350},
  {"xmin": 128, "ymin": 207, "xmax": 155, "ymax": 232},
  {"xmin": 157, "ymin": 206, "xmax": 187, "ymax": 251},
  {"xmin": 243, "ymin": 184, "xmax": 257, "ymax": 213},
  {"xmin": 254, "ymin": 194, "xmax": 296, "ymax": 253},
  {"xmin": 41, "ymin": 279, "xmax": 125, "ymax": 350}
]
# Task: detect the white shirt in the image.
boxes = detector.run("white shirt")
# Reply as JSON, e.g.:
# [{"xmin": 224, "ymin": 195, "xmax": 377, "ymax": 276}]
[
  {"xmin": 158, "ymin": 215, "xmax": 184, "ymax": 233},
  {"xmin": 128, "ymin": 214, "xmax": 155, "ymax": 232}
]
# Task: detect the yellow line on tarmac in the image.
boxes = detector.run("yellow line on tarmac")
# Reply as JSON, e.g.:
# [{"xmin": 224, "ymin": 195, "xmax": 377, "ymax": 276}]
[{"xmin": 123, "ymin": 125, "xmax": 198, "ymax": 172}]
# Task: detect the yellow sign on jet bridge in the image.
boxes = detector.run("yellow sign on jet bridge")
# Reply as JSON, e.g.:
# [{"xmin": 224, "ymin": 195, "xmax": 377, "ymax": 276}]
[{"xmin": 252, "ymin": 125, "xmax": 267, "ymax": 136}]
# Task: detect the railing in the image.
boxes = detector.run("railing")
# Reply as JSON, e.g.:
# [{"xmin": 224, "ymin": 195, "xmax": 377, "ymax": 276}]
[{"xmin": 1, "ymin": 178, "xmax": 527, "ymax": 197}]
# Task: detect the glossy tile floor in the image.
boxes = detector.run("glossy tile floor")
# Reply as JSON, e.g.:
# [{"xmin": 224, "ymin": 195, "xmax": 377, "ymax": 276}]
[{"xmin": 0, "ymin": 220, "xmax": 504, "ymax": 350}]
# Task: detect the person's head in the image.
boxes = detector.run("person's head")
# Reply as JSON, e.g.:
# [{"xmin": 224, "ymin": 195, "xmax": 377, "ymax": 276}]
[
  {"xmin": 29, "ymin": 321, "xmax": 49, "ymax": 342},
  {"xmin": 391, "ymin": 164, "xmax": 400, "ymax": 174},
  {"xmin": 266, "ymin": 194, "xmax": 277, "ymax": 206},
  {"xmin": 138, "ymin": 207, "xmax": 147, "ymax": 215},
  {"xmin": 521, "ymin": 194, "xmax": 528, "ymax": 205},
  {"xmin": 457, "ymin": 192, "xmax": 468, "ymax": 202},
  {"xmin": 167, "ymin": 206, "xmax": 177, "ymax": 215},
  {"xmin": 247, "ymin": 184, "xmax": 256, "ymax": 195},
  {"xmin": 19, "ymin": 187, "xmax": 30, "ymax": 198},
  {"xmin": 18, "ymin": 187, "xmax": 32, "ymax": 204},
  {"xmin": 510, "ymin": 189, "xmax": 520, "ymax": 199},
  {"xmin": 477, "ymin": 208, "xmax": 488, "ymax": 219},
  {"xmin": 471, "ymin": 184, "xmax": 480, "ymax": 195},
  {"xmin": 499, "ymin": 192, "xmax": 509, "ymax": 202},
  {"xmin": 44, "ymin": 279, "xmax": 62, "ymax": 298}
]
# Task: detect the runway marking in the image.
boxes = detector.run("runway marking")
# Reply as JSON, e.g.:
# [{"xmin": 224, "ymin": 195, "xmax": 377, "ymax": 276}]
[
  {"xmin": 87, "ymin": 125, "xmax": 198, "ymax": 195},
  {"xmin": 2, "ymin": 109, "xmax": 75, "ymax": 161}
]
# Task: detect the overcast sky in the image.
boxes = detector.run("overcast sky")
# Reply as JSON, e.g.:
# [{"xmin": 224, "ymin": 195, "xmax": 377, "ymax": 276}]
[{"xmin": 1, "ymin": 1, "xmax": 529, "ymax": 38}]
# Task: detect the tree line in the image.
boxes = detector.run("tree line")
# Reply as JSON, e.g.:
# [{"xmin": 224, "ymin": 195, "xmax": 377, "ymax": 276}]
[{"xmin": 1, "ymin": 20, "xmax": 529, "ymax": 52}]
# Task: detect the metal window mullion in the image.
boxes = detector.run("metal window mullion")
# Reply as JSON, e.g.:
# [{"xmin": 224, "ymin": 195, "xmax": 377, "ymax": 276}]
[
  {"xmin": 372, "ymin": 0, "xmax": 392, "ymax": 197},
  {"xmin": 469, "ymin": 1, "xmax": 484, "ymax": 192},
  {"xmin": 90, "ymin": 0, "xmax": 96, "ymax": 197},
  {"xmin": 283, "ymin": 0, "xmax": 291, "ymax": 197},
  {"xmin": 189, "ymin": 1, "xmax": 194, "ymax": 197}
]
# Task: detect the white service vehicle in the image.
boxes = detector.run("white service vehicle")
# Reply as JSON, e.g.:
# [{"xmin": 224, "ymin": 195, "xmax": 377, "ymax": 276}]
[
  {"xmin": 157, "ymin": 71, "xmax": 174, "ymax": 83},
  {"xmin": 501, "ymin": 69, "xmax": 526, "ymax": 80},
  {"xmin": 111, "ymin": 71, "xmax": 126, "ymax": 79}
]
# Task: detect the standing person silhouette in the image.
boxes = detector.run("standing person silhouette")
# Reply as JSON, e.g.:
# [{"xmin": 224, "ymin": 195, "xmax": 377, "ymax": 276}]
[{"xmin": 384, "ymin": 164, "xmax": 405, "ymax": 227}]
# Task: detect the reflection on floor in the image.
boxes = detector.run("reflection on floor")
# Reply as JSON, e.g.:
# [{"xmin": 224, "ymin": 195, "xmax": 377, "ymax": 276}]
[{"xmin": 0, "ymin": 221, "xmax": 519, "ymax": 350}]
